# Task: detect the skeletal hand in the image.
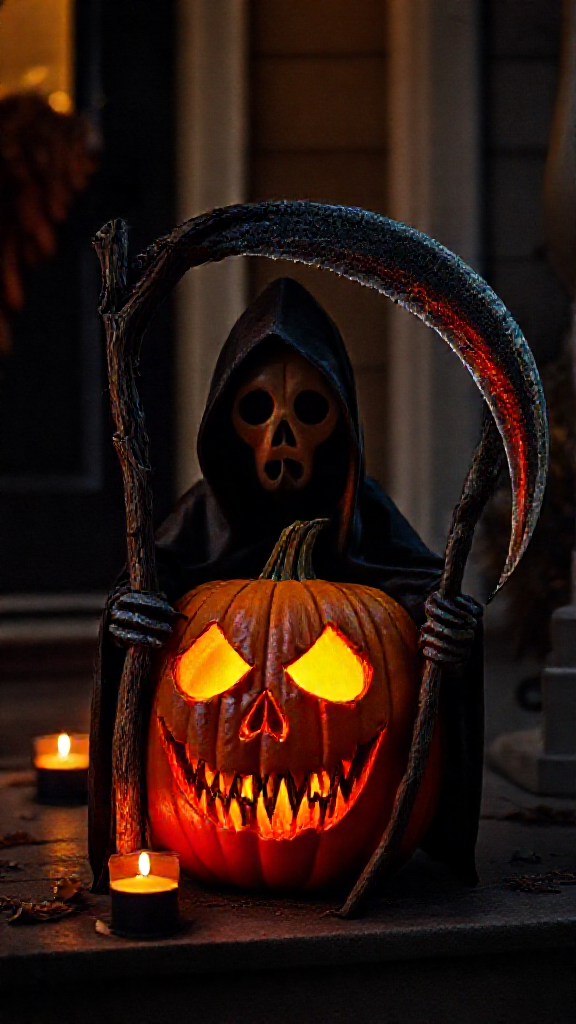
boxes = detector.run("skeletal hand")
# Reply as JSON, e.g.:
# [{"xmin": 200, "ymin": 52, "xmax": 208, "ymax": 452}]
[
  {"xmin": 109, "ymin": 590, "xmax": 178, "ymax": 649},
  {"xmin": 419, "ymin": 591, "xmax": 482, "ymax": 670}
]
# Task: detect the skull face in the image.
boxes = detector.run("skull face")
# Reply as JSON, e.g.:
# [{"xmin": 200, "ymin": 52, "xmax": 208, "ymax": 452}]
[{"xmin": 232, "ymin": 349, "xmax": 339, "ymax": 491}]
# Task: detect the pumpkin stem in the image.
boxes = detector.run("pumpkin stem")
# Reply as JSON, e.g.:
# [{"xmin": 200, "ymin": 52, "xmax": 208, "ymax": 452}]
[{"xmin": 259, "ymin": 519, "xmax": 329, "ymax": 581}]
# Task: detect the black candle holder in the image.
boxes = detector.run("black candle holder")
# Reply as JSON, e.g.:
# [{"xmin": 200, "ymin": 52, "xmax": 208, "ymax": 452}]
[
  {"xmin": 33, "ymin": 734, "xmax": 89, "ymax": 805},
  {"xmin": 108, "ymin": 850, "xmax": 180, "ymax": 938}
]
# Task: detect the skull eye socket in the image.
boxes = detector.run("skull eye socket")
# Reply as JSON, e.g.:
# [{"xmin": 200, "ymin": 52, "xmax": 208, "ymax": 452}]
[
  {"xmin": 237, "ymin": 389, "xmax": 274, "ymax": 425},
  {"xmin": 286, "ymin": 625, "xmax": 371, "ymax": 703},
  {"xmin": 293, "ymin": 390, "xmax": 330, "ymax": 425},
  {"xmin": 174, "ymin": 623, "xmax": 252, "ymax": 703}
]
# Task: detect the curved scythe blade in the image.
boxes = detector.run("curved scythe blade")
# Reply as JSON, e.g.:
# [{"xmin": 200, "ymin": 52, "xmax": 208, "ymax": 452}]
[{"xmin": 127, "ymin": 201, "xmax": 548, "ymax": 591}]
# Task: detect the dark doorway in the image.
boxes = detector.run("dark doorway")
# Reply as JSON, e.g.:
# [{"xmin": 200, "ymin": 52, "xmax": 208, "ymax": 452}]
[{"xmin": 0, "ymin": 0, "xmax": 176, "ymax": 594}]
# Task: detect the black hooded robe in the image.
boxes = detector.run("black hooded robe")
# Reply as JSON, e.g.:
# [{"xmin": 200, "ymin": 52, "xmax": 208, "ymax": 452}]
[{"xmin": 89, "ymin": 277, "xmax": 484, "ymax": 893}]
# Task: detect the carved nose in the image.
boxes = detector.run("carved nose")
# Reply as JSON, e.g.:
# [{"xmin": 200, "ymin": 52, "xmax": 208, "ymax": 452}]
[
  {"xmin": 240, "ymin": 691, "xmax": 288, "ymax": 742},
  {"xmin": 271, "ymin": 420, "xmax": 297, "ymax": 448}
]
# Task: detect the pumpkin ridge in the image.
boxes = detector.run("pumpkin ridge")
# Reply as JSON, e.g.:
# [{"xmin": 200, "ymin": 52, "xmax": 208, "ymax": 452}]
[
  {"xmin": 362, "ymin": 589, "xmax": 399, "ymax": 717},
  {"xmin": 328, "ymin": 581, "xmax": 391, "ymax": 742},
  {"xmin": 177, "ymin": 577, "xmax": 237, "ymax": 633},
  {"xmin": 299, "ymin": 580, "xmax": 335, "ymax": 769},
  {"xmin": 173, "ymin": 781, "xmax": 220, "ymax": 883},
  {"xmin": 223, "ymin": 577, "xmax": 277, "ymax": 774},
  {"xmin": 259, "ymin": 579, "xmax": 286, "ymax": 775},
  {"xmin": 349, "ymin": 586, "xmax": 421, "ymax": 764},
  {"xmin": 212, "ymin": 579, "xmax": 262, "ymax": 769},
  {"xmin": 325, "ymin": 581, "xmax": 373, "ymax": 657},
  {"xmin": 365, "ymin": 586, "xmax": 419, "ymax": 654}
]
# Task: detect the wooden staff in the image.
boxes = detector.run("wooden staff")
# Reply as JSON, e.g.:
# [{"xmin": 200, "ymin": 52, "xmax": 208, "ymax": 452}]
[
  {"xmin": 340, "ymin": 411, "xmax": 505, "ymax": 918},
  {"xmin": 93, "ymin": 220, "xmax": 157, "ymax": 854}
]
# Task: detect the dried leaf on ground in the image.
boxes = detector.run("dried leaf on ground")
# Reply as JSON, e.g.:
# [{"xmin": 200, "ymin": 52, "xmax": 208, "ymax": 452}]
[
  {"xmin": 504, "ymin": 870, "xmax": 576, "ymax": 894},
  {"xmin": 51, "ymin": 875, "xmax": 82, "ymax": 901},
  {"xmin": 6, "ymin": 900, "xmax": 76, "ymax": 925}
]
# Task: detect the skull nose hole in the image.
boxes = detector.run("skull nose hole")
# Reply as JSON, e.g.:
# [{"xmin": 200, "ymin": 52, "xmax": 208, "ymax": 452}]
[
  {"xmin": 240, "ymin": 691, "xmax": 288, "ymax": 741},
  {"xmin": 285, "ymin": 459, "xmax": 304, "ymax": 480},
  {"xmin": 264, "ymin": 460, "xmax": 282, "ymax": 480},
  {"xmin": 238, "ymin": 389, "xmax": 274, "ymax": 425},
  {"xmin": 271, "ymin": 420, "xmax": 297, "ymax": 448},
  {"xmin": 294, "ymin": 390, "xmax": 330, "ymax": 425},
  {"xmin": 241, "ymin": 692, "xmax": 265, "ymax": 737}
]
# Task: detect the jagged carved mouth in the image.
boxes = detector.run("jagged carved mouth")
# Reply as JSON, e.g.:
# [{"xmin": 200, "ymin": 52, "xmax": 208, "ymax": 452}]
[{"xmin": 158, "ymin": 717, "xmax": 384, "ymax": 841}]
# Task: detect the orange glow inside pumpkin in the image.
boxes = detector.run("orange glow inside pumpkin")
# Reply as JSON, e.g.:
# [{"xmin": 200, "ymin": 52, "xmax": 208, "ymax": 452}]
[
  {"xmin": 287, "ymin": 625, "xmax": 371, "ymax": 703},
  {"xmin": 174, "ymin": 623, "xmax": 251, "ymax": 702}
]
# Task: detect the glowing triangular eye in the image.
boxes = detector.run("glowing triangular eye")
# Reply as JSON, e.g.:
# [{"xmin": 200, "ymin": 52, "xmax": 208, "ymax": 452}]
[
  {"xmin": 174, "ymin": 623, "xmax": 251, "ymax": 702},
  {"xmin": 286, "ymin": 625, "xmax": 370, "ymax": 703}
]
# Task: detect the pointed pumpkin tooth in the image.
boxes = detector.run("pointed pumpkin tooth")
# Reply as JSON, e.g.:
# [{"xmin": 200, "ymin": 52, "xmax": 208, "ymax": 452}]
[
  {"xmin": 199, "ymin": 789, "xmax": 208, "ymax": 816},
  {"xmin": 220, "ymin": 772, "xmax": 235, "ymax": 796},
  {"xmin": 204, "ymin": 766, "xmax": 216, "ymax": 787},
  {"xmin": 189, "ymin": 756, "xmax": 199, "ymax": 774},
  {"xmin": 341, "ymin": 759, "xmax": 353, "ymax": 780},
  {"xmin": 256, "ymin": 793, "xmax": 272, "ymax": 837},
  {"xmin": 271, "ymin": 779, "xmax": 293, "ymax": 837},
  {"xmin": 310, "ymin": 800, "xmax": 321, "ymax": 828},
  {"xmin": 309, "ymin": 773, "xmax": 321, "ymax": 798},
  {"xmin": 228, "ymin": 798, "xmax": 243, "ymax": 831},
  {"xmin": 240, "ymin": 775, "xmax": 254, "ymax": 801},
  {"xmin": 295, "ymin": 796, "xmax": 311, "ymax": 832},
  {"xmin": 319, "ymin": 769, "xmax": 331, "ymax": 797},
  {"xmin": 215, "ymin": 796, "xmax": 226, "ymax": 828},
  {"xmin": 329, "ymin": 787, "xmax": 347, "ymax": 825}
]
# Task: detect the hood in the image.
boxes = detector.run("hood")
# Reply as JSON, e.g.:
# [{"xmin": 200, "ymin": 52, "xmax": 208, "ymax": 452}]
[{"xmin": 197, "ymin": 277, "xmax": 362, "ymax": 550}]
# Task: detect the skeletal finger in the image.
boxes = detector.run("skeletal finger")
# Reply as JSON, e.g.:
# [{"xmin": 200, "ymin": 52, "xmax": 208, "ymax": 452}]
[
  {"xmin": 420, "ymin": 643, "xmax": 465, "ymax": 665},
  {"xmin": 426, "ymin": 591, "xmax": 482, "ymax": 621},
  {"xmin": 424, "ymin": 598, "xmax": 477, "ymax": 631},
  {"xmin": 109, "ymin": 624, "xmax": 165, "ymax": 649},
  {"xmin": 454, "ymin": 593, "xmax": 483, "ymax": 618},
  {"xmin": 419, "ymin": 631, "xmax": 473, "ymax": 656},
  {"xmin": 111, "ymin": 609, "xmax": 173, "ymax": 635},
  {"xmin": 115, "ymin": 591, "xmax": 177, "ymax": 619},
  {"xmin": 420, "ymin": 620, "xmax": 475, "ymax": 645}
]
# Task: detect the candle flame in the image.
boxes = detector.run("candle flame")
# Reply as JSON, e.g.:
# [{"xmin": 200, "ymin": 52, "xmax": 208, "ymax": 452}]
[
  {"xmin": 57, "ymin": 733, "xmax": 71, "ymax": 759},
  {"xmin": 138, "ymin": 851, "xmax": 151, "ymax": 877}
]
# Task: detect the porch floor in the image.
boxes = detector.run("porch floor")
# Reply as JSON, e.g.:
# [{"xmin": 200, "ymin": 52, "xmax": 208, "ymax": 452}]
[{"xmin": 1, "ymin": 768, "xmax": 574, "ymax": 1023}]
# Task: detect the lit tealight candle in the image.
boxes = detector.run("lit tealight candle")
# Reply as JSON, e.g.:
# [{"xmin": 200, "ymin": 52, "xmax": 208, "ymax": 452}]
[
  {"xmin": 109, "ymin": 850, "xmax": 180, "ymax": 937},
  {"xmin": 33, "ymin": 733, "xmax": 89, "ymax": 804}
]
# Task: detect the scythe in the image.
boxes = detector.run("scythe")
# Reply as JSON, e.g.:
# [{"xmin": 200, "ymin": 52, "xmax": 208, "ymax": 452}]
[{"xmin": 92, "ymin": 201, "xmax": 548, "ymax": 909}]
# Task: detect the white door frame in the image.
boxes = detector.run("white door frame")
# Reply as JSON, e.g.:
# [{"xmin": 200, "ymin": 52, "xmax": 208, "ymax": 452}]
[
  {"xmin": 175, "ymin": 0, "xmax": 248, "ymax": 496},
  {"xmin": 387, "ymin": 0, "xmax": 482, "ymax": 555}
]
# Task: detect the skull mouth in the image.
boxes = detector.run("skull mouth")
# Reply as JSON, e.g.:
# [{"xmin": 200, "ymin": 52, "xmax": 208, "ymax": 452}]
[
  {"xmin": 264, "ymin": 458, "xmax": 304, "ymax": 483},
  {"xmin": 158, "ymin": 717, "xmax": 384, "ymax": 841}
]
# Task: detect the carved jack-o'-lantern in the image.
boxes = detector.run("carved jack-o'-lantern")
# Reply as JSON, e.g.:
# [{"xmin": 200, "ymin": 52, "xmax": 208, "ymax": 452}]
[{"xmin": 147, "ymin": 521, "xmax": 442, "ymax": 891}]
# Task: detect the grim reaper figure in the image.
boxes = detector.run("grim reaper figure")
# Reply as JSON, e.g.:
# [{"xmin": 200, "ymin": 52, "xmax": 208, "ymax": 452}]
[{"xmin": 90, "ymin": 276, "xmax": 484, "ymax": 891}]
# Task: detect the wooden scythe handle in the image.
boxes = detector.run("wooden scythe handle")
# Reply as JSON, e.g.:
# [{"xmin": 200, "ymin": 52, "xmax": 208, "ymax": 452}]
[
  {"xmin": 340, "ymin": 411, "xmax": 504, "ymax": 918},
  {"xmin": 94, "ymin": 220, "xmax": 158, "ymax": 854}
]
